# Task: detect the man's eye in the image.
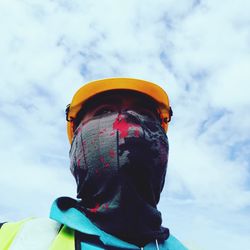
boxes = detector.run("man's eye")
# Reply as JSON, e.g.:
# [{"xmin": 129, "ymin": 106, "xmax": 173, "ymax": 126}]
[{"xmin": 94, "ymin": 107, "xmax": 116, "ymax": 116}]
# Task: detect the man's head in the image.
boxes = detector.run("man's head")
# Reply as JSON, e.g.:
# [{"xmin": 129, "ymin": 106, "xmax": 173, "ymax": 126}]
[
  {"xmin": 66, "ymin": 78, "xmax": 172, "ymax": 143},
  {"xmin": 67, "ymin": 78, "xmax": 171, "ymax": 244}
]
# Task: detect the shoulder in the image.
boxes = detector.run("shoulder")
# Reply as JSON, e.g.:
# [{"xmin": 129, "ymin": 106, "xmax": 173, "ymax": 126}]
[
  {"xmin": 0, "ymin": 217, "xmax": 61, "ymax": 233},
  {"xmin": 0, "ymin": 218, "xmax": 62, "ymax": 250}
]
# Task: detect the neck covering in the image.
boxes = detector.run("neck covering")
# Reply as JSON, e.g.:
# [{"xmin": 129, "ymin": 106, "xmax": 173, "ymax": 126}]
[{"xmin": 69, "ymin": 111, "xmax": 169, "ymax": 247}]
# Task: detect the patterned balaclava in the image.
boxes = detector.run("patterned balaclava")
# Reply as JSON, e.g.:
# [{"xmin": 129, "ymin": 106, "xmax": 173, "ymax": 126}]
[{"xmin": 69, "ymin": 110, "xmax": 169, "ymax": 247}]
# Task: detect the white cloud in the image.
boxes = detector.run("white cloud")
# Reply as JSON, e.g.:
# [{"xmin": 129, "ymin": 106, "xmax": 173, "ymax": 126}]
[{"xmin": 0, "ymin": 0, "xmax": 250, "ymax": 249}]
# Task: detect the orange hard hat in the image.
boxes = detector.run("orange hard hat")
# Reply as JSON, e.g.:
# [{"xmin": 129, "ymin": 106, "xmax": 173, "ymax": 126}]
[{"xmin": 66, "ymin": 78, "xmax": 172, "ymax": 143}]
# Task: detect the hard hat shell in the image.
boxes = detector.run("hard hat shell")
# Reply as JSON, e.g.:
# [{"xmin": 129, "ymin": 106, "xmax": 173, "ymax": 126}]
[{"xmin": 66, "ymin": 77, "xmax": 172, "ymax": 143}]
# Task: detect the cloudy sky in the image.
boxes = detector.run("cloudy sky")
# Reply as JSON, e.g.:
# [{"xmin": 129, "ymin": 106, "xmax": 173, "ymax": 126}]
[{"xmin": 0, "ymin": 0, "xmax": 250, "ymax": 249}]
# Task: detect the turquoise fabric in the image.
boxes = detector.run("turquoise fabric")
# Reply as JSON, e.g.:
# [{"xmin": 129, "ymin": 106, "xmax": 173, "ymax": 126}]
[{"xmin": 50, "ymin": 198, "xmax": 188, "ymax": 250}]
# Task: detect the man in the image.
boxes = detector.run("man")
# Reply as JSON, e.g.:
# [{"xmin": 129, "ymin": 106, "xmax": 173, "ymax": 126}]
[{"xmin": 0, "ymin": 78, "xmax": 187, "ymax": 250}]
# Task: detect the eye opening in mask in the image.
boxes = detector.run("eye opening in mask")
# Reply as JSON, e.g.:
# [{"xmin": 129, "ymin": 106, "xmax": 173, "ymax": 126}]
[{"xmin": 72, "ymin": 90, "xmax": 162, "ymax": 131}]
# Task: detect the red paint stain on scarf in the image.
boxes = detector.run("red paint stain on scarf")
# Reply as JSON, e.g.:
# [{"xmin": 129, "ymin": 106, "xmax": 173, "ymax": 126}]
[
  {"xmin": 113, "ymin": 114, "xmax": 140, "ymax": 138},
  {"xmin": 110, "ymin": 131, "xmax": 115, "ymax": 136},
  {"xmin": 104, "ymin": 203, "xmax": 109, "ymax": 210},
  {"xmin": 76, "ymin": 126, "xmax": 82, "ymax": 135},
  {"xmin": 109, "ymin": 149, "xmax": 115, "ymax": 158},
  {"xmin": 89, "ymin": 204, "xmax": 100, "ymax": 213},
  {"xmin": 134, "ymin": 128, "xmax": 140, "ymax": 137},
  {"xmin": 99, "ymin": 128, "xmax": 107, "ymax": 135},
  {"xmin": 100, "ymin": 156, "xmax": 110, "ymax": 168},
  {"xmin": 77, "ymin": 159, "xmax": 81, "ymax": 168}
]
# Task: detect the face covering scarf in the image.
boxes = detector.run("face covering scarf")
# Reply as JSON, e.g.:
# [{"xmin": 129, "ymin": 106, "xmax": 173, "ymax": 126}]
[{"xmin": 69, "ymin": 111, "xmax": 169, "ymax": 247}]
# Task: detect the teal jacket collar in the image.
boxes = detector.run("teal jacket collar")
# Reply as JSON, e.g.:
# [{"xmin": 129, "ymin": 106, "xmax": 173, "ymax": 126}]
[{"xmin": 50, "ymin": 197, "xmax": 188, "ymax": 250}]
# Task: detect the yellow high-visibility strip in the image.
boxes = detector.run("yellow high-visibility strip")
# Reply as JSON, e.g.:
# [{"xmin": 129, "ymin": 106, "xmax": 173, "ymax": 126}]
[
  {"xmin": 50, "ymin": 225, "xmax": 74, "ymax": 250},
  {"xmin": 0, "ymin": 218, "xmax": 32, "ymax": 250}
]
